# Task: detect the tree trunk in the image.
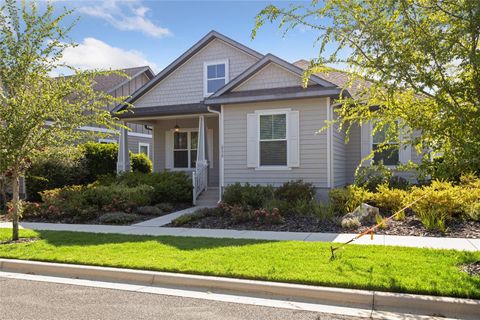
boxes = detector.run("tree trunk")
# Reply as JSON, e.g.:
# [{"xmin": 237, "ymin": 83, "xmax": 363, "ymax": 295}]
[{"xmin": 11, "ymin": 173, "xmax": 20, "ymax": 241}]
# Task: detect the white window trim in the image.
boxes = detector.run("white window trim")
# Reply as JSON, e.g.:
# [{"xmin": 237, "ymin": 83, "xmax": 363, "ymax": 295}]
[
  {"xmin": 203, "ymin": 59, "xmax": 229, "ymax": 97},
  {"xmin": 98, "ymin": 138, "xmax": 117, "ymax": 144},
  {"xmin": 138, "ymin": 142, "xmax": 150, "ymax": 158},
  {"xmin": 171, "ymin": 128, "xmax": 198, "ymax": 170},
  {"xmin": 368, "ymin": 121, "xmax": 411, "ymax": 169},
  {"xmin": 255, "ymin": 108, "xmax": 290, "ymax": 170}
]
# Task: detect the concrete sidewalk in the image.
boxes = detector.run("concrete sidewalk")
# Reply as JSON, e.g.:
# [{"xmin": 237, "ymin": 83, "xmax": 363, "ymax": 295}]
[{"xmin": 0, "ymin": 221, "xmax": 478, "ymax": 251}]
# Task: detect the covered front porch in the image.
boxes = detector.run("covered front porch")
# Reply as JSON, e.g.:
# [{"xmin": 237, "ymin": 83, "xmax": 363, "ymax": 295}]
[{"xmin": 116, "ymin": 112, "xmax": 220, "ymax": 204}]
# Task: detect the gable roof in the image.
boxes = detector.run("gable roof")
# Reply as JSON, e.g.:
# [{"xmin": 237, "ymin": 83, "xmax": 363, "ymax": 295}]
[
  {"xmin": 55, "ymin": 66, "xmax": 154, "ymax": 93},
  {"xmin": 293, "ymin": 59, "xmax": 371, "ymax": 99},
  {"xmin": 208, "ymin": 54, "xmax": 338, "ymax": 99},
  {"xmin": 112, "ymin": 30, "xmax": 263, "ymax": 113}
]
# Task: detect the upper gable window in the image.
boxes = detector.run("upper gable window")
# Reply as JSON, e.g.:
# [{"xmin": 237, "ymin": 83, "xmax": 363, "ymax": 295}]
[{"xmin": 204, "ymin": 59, "xmax": 229, "ymax": 96}]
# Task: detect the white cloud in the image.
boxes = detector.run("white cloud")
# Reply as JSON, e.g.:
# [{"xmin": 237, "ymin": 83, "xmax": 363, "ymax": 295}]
[
  {"xmin": 55, "ymin": 37, "xmax": 157, "ymax": 73},
  {"xmin": 77, "ymin": 0, "xmax": 172, "ymax": 38}
]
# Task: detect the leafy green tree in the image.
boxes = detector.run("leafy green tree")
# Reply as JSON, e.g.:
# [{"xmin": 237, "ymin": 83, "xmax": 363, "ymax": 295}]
[
  {"xmin": 253, "ymin": 0, "xmax": 480, "ymax": 179},
  {"xmin": 0, "ymin": 0, "xmax": 125, "ymax": 240}
]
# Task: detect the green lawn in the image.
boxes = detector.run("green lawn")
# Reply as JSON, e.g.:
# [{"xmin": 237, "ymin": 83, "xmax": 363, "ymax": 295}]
[{"xmin": 0, "ymin": 228, "xmax": 479, "ymax": 299}]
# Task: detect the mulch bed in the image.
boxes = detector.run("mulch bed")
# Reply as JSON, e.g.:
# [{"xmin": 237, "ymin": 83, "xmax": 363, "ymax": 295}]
[
  {"xmin": 6, "ymin": 204, "xmax": 191, "ymax": 226},
  {"xmin": 460, "ymin": 262, "xmax": 480, "ymax": 276},
  {"xmin": 170, "ymin": 211, "xmax": 480, "ymax": 239}
]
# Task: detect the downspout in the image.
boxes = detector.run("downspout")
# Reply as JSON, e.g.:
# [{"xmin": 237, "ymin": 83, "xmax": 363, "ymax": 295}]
[{"xmin": 207, "ymin": 106, "xmax": 223, "ymax": 202}]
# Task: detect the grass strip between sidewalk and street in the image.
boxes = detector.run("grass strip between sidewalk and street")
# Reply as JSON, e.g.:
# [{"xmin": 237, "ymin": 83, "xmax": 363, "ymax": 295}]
[{"xmin": 0, "ymin": 228, "xmax": 479, "ymax": 299}]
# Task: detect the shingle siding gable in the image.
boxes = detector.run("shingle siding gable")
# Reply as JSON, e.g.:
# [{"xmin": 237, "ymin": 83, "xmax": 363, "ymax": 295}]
[
  {"xmin": 135, "ymin": 39, "xmax": 259, "ymax": 108},
  {"xmin": 233, "ymin": 63, "xmax": 303, "ymax": 92}
]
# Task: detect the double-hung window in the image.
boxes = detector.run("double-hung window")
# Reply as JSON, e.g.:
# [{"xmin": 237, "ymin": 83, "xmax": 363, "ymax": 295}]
[
  {"xmin": 259, "ymin": 113, "xmax": 287, "ymax": 166},
  {"xmin": 173, "ymin": 131, "xmax": 198, "ymax": 169},
  {"xmin": 204, "ymin": 60, "xmax": 228, "ymax": 96},
  {"xmin": 138, "ymin": 143, "xmax": 150, "ymax": 157},
  {"xmin": 372, "ymin": 124, "xmax": 399, "ymax": 166}
]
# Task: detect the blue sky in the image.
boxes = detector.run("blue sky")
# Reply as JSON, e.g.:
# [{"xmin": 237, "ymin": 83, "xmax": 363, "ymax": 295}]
[{"xmin": 45, "ymin": 0, "xmax": 328, "ymax": 74}]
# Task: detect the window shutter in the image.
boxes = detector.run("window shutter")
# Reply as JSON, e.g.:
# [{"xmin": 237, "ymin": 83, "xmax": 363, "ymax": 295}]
[
  {"xmin": 165, "ymin": 130, "xmax": 173, "ymax": 169},
  {"xmin": 398, "ymin": 129, "xmax": 412, "ymax": 164},
  {"xmin": 360, "ymin": 122, "xmax": 372, "ymax": 165},
  {"xmin": 287, "ymin": 110, "xmax": 300, "ymax": 167},
  {"xmin": 247, "ymin": 113, "xmax": 258, "ymax": 168}
]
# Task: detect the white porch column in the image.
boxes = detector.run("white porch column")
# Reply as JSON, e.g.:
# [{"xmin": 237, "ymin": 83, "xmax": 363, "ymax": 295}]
[
  {"xmin": 116, "ymin": 123, "xmax": 130, "ymax": 173},
  {"xmin": 196, "ymin": 116, "xmax": 207, "ymax": 167}
]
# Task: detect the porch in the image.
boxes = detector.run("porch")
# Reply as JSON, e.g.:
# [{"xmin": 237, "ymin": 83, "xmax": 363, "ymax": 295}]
[{"xmin": 116, "ymin": 112, "xmax": 220, "ymax": 204}]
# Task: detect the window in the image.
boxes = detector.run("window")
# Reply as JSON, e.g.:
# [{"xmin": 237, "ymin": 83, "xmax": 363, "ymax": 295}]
[
  {"xmin": 138, "ymin": 143, "xmax": 150, "ymax": 157},
  {"xmin": 372, "ymin": 124, "xmax": 399, "ymax": 166},
  {"xmin": 204, "ymin": 60, "xmax": 228, "ymax": 96},
  {"xmin": 259, "ymin": 113, "xmax": 287, "ymax": 166},
  {"xmin": 99, "ymin": 138, "xmax": 116, "ymax": 144},
  {"xmin": 173, "ymin": 130, "xmax": 198, "ymax": 168}
]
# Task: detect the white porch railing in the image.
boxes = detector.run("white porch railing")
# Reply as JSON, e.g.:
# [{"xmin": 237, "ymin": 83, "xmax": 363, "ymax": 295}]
[{"xmin": 192, "ymin": 161, "xmax": 208, "ymax": 205}]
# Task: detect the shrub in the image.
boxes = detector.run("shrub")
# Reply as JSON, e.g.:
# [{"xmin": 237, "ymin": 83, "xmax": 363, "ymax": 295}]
[
  {"xmin": 465, "ymin": 202, "xmax": 480, "ymax": 221},
  {"xmin": 262, "ymin": 198, "xmax": 290, "ymax": 215},
  {"xmin": 26, "ymin": 147, "xmax": 87, "ymax": 201},
  {"xmin": 98, "ymin": 212, "xmax": 139, "ymax": 225},
  {"xmin": 355, "ymin": 163, "xmax": 410, "ymax": 192},
  {"xmin": 371, "ymin": 184, "xmax": 408, "ymax": 219},
  {"xmin": 220, "ymin": 203, "xmax": 254, "ymax": 223},
  {"xmin": 329, "ymin": 185, "xmax": 373, "ymax": 215},
  {"xmin": 274, "ymin": 180, "xmax": 316, "ymax": 203},
  {"xmin": 131, "ymin": 153, "xmax": 152, "ymax": 173},
  {"xmin": 291, "ymin": 198, "xmax": 315, "ymax": 216},
  {"xmin": 408, "ymin": 181, "xmax": 461, "ymax": 231},
  {"xmin": 136, "ymin": 206, "xmax": 163, "ymax": 216},
  {"xmin": 156, "ymin": 203, "xmax": 174, "ymax": 213},
  {"xmin": 312, "ymin": 202, "xmax": 335, "ymax": 221},
  {"xmin": 80, "ymin": 142, "xmax": 118, "ymax": 182},
  {"xmin": 253, "ymin": 208, "xmax": 284, "ymax": 225},
  {"xmin": 82, "ymin": 184, "xmax": 154, "ymax": 211},
  {"xmin": 170, "ymin": 207, "xmax": 222, "ymax": 227},
  {"xmin": 114, "ymin": 171, "xmax": 192, "ymax": 204},
  {"xmin": 223, "ymin": 183, "xmax": 274, "ymax": 208}
]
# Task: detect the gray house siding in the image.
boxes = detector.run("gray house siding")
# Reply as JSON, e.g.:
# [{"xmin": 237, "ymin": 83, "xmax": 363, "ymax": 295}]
[
  {"xmin": 135, "ymin": 39, "xmax": 259, "ymax": 108},
  {"xmin": 333, "ymin": 118, "xmax": 347, "ymax": 187},
  {"xmin": 152, "ymin": 116, "xmax": 219, "ymax": 187},
  {"xmin": 345, "ymin": 123, "xmax": 362, "ymax": 184},
  {"xmin": 223, "ymin": 98, "xmax": 329, "ymax": 188}
]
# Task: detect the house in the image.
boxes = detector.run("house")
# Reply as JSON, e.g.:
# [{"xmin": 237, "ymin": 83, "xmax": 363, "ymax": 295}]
[
  {"xmin": 112, "ymin": 31, "xmax": 419, "ymax": 203},
  {"xmin": 77, "ymin": 66, "xmax": 155, "ymax": 157}
]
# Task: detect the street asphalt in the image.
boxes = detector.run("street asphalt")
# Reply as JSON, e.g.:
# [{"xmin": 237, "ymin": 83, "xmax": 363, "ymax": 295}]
[{"xmin": 0, "ymin": 278, "xmax": 368, "ymax": 320}]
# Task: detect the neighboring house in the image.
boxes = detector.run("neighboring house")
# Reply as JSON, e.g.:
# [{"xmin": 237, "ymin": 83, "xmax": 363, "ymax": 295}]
[
  {"xmin": 113, "ymin": 31, "xmax": 420, "ymax": 202},
  {"xmin": 77, "ymin": 66, "xmax": 155, "ymax": 157}
]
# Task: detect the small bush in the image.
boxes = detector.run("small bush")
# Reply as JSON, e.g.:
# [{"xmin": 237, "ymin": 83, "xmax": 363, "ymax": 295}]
[
  {"xmin": 312, "ymin": 202, "xmax": 335, "ymax": 221},
  {"xmin": 262, "ymin": 198, "xmax": 290, "ymax": 215},
  {"xmin": 80, "ymin": 142, "xmax": 118, "ymax": 182},
  {"xmin": 371, "ymin": 184, "xmax": 408, "ymax": 219},
  {"xmin": 131, "ymin": 153, "xmax": 152, "ymax": 173},
  {"xmin": 98, "ymin": 212, "xmax": 139, "ymax": 225},
  {"xmin": 408, "ymin": 181, "xmax": 460, "ymax": 231},
  {"xmin": 465, "ymin": 202, "xmax": 480, "ymax": 221},
  {"xmin": 355, "ymin": 163, "xmax": 410, "ymax": 192},
  {"xmin": 253, "ymin": 208, "xmax": 284, "ymax": 225},
  {"xmin": 26, "ymin": 147, "xmax": 87, "ymax": 201},
  {"xmin": 170, "ymin": 208, "xmax": 222, "ymax": 227},
  {"xmin": 221, "ymin": 203, "xmax": 254, "ymax": 223},
  {"xmin": 223, "ymin": 183, "xmax": 274, "ymax": 208},
  {"xmin": 329, "ymin": 185, "xmax": 373, "ymax": 215},
  {"xmin": 291, "ymin": 198, "xmax": 315, "ymax": 216},
  {"xmin": 136, "ymin": 206, "xmax": 163, "ymax": 216},
  {"xmin": 114, "ymin": 172, "xmax": 192, "ymax": 204},
  {"xmin": 274, "ymin": 180, "xmax": 315, "ymax": 204}
]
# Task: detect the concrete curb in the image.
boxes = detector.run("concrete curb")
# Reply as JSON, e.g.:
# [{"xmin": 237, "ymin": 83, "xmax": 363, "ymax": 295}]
[{"xmin": 1, "ymin": 258, "xmax": 479, "ymax": 319}]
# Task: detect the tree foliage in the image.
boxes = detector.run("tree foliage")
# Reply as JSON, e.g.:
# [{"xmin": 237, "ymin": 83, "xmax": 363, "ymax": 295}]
[
  {"xmin": 253, "ymin": 0, "xmax": 480, "ymax": 179},
  {"xmin": 0, "ymin": 0, "xmax": 126, "ymax": 239}
]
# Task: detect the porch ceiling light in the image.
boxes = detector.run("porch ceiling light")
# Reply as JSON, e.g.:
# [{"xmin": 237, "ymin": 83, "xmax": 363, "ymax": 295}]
[{"xmin": 174, "ymin": 124, "xmax": 180, "ymax": 132}]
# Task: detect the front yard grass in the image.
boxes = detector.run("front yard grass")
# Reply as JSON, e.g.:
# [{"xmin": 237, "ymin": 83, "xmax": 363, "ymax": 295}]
[{"xmin": 0, "ymin": 228, "xmax": 479, "ymax": 299}]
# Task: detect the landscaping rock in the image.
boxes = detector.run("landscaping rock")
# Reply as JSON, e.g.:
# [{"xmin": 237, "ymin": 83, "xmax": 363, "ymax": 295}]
[
  {"xmin": 136, "ymin": 206, "xmax": 163, "ymax": 216},
  {"xmin": 341, "ymin": 203, "xmax": 379, "ymax": 228}
]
